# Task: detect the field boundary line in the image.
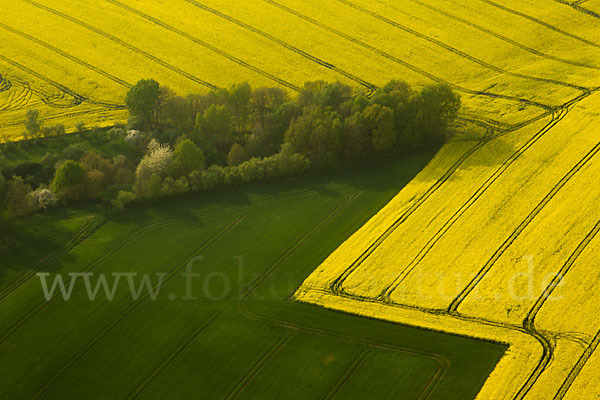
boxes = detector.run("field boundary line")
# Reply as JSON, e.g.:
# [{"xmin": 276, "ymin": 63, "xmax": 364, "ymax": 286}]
[
  {"xmin": 235, "ymin": 191, "xmax": 451, "ymax": 396},
  {"xmin": 314, "ymin": 91, "xmax": 600, "ymax": 399},
  {"xmin": 330, "ymin": 141, "xmax": 486, "ymax": 293}
]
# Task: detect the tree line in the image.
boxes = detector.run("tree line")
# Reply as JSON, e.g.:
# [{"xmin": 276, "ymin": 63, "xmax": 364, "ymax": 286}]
[{"xmin": 0, "ymin": 78, "xmax": 460, "ymax": 221}]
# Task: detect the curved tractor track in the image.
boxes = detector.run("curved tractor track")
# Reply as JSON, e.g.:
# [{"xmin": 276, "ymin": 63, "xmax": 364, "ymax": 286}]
[
  {"xmin": 553, "ymin": 0, "xmax": 600, "ymax": 19},
  {"xmin": 323, "ymin": 89, "xmax": 600, "ymax": 399},
  {"xmin": 21, "ymin": 0, "xmax": 219, "ymax": 92},
  {"xmin": 256, "ymin": 0, "xmax": 580, "ymax": 137}
]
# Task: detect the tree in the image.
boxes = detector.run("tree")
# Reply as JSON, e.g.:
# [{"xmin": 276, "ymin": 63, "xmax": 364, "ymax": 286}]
[
  {"xmin": 24, "ymin": 109, "xmax": 41, "ymax": 140},
  {"xmin": 32, "ymin": 188, "xmax": 57, "ymax": 211},
  {"xmin": 228, "ymin": 82, "xmax": 252, "ymax": 133},
  {"xmin": 115, "ymin": 190, "xmax": 136, "ymax": 210},
  {"xmin": 340, "ymin": 111, "xmax": 370, "ymax": 162},
  {"xmin": 413, "ymin": 84, "xmax": 461, "ymax": 142},
  {"xmin": 147, "ymin": 173, "xmax": 163, "ymax": 199},
  {"xmin": 314, "ymin": 81, "xmax": 352, "ymax": 110},
  {"xmin": 227, "ymin": 143, "xmax": 248, "ymax": 166},
  {"xmin": 75, "ymin": 122, "xmax": 86, "ymax": 135},
  {"xmin": 51, "ymin": 161, "xmax": 89, "ymax": 201},
  {"xmin": 4, "ymin": 176, "xmax": 36, "ymax": 217},
  {"xmin": 362, "ymin": 104, "xmax": 396, "ymax": 152},
  {"xmin": 0, "ymin": 173, "xmax": 6, "ymax": 204},
  {"xmin": 251, "ymin": 86, "xmax": 288, "ymax": 121},
  {"xmin": 200, "ymin": 104, "xmax": 234, "ymax": 161},
  {"xmin": 125, "ymin": 79, "xmax": 160, "ymax": 130},
  {"xmin": 134, "ymin": 145, "xmax": 173, "ymax": 196},
  {"xmin": 284, "ymin": 107, "xmax": 342, "ymax": 169},
  {"xmin": 171, "ymin": 139, "xmax": 206, "ymax": 177}
]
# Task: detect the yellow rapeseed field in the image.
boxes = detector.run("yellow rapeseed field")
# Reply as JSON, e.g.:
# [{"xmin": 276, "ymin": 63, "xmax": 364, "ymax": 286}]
[
  {"xmin": 3, "ymin": 0, "xmax": 600, "ymax": 397},
  {"xmin": 2, "ymin": 0, "xmax": 598, "ymax": 141}
]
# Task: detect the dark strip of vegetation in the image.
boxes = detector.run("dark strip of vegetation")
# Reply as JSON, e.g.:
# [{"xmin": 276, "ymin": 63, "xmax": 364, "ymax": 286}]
[{"xmin": 0, "ymin": 79, "xmax": 459, "ymax": 220}]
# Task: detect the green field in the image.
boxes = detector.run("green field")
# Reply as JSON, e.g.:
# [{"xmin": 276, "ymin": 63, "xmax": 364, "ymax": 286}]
[{"xmin": 0, "ymin": 148, "xmax": 505, "ymax": 399}]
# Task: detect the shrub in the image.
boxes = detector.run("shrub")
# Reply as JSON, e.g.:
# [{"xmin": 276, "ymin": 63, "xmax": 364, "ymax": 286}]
[
  {"xmin": 31, "ymin": 188, "xmax": 57, "ymax": 211},
  {"xmin": 171, "ymin": 139, "xmax": 205, "ymax": 177},
  {"xmin": 51, "ymin": 160, "xmax": 89, "ymax": 201},
  {"xmin": 63, "ymin": 144, "xmax": 86, "ymax": 161},
  {"xmin": 3, "ymin": 176, "xmax": 36, "ymax": 218},
  {"xmin": 115, "ymin": 190, "xmax": 136, "ymax": 210}
]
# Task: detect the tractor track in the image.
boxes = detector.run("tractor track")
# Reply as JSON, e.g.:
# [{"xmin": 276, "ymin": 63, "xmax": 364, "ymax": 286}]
[
  {"xmin": 128, "ymin": 310, "xmax": 223, "ymax": 399},
  {"xmin": 512, "ymin": 217, "xmax": 600, "ymax": 399},
  {"xmin": 333, "ymin": 88, "xmax": 592, "ymax": 298},
  {"xmin": 104, "ymin": 0, "xmax": 301, "ymax": 92},
  {"xmin": 406, "ymin": 0, "xmax": 599, "ymax": 70},
  {"xmin": 259, "ymin": 0, "xmax": 553, "ymax": 135},
  {"xmin": 323, "ymin": 348, "xmax": 370, "ymax": 400},
  {"xmin": 378, "ymin": 108, "xmax": 577, "ymax": 301},
  {"xmin": 0, "ymin": 21, "xmax": 132, "ymax": 88},
  {"xmin": 554, "ymin": 329, "xmax": 600, "ymax": 399},
  {"xmin": 322, "ymin": 90, "xmax": 600, "ymax": 400},
  {"xmin": 333, "ymin": 0, "xmax": 590, "ymax": 94},
  {"xmin": 0, "ymin": 189, "xmax": 320, "ymax": 348},
  {"xmin": 30, "ymin": 215, "xmax": 245, "ymax": 400},
  {"xmin": 235, "ymin": 191, "xmax": 451, "ymax": 399},
  {"xmin": 181, "ymin": 0, "xmax": 377, "ymax": 95},
  {"xmin": 553, "ymin": 0, "xmax": 600, "ymax": 19},
  {"xmin": 0, "ymin": 216, "xmax": 106, "ymax": 303},
  {"xmin": 21, "ymin": 0, "xmax": 219, "ymax": 91},
  {"xmin": 475, "ymin": 0, "xmax": 600, "ymax": 48}
]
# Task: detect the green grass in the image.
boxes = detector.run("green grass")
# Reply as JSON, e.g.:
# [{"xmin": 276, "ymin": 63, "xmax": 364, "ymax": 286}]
[{"xmin": 0, "ymin": 147, "xmax": 506, "ymax": 399}]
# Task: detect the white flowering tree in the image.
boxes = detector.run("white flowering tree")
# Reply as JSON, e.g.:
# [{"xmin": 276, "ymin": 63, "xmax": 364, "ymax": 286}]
[
  {"xmin": 134, "ymin": 144, "xmax": 173, "ymax": 198},
  {"xmin": 31, "ymin": 188, "xmax": 57, "ymax": 211}
]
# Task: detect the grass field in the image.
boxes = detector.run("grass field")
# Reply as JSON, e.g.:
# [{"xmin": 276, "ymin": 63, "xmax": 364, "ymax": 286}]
[
  {"xmin": 0, "ymin": 150, "xmax": 506, "ymax": 399},
  {"xmin": 2, "ymin": 0, "xmax": 600, "ymax": 140}
]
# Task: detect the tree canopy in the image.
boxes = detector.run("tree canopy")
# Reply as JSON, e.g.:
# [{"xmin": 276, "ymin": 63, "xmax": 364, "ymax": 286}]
[{"xmin": 125, "ymin": 79, "xmax": 160, "ymax": 131}]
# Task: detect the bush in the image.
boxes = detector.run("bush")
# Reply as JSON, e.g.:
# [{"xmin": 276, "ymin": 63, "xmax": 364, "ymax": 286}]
[
  {"xmin": 3, "ymin": 176, "xmax": 37, "ymax": 218},
  {"xmin": 31, "ymin": 188, "xmax": 57, "ymax": 211},
  {"xmin": 51, "ymin": 160, "xmax": 89, "ymax": 201},
  {"xmin": 108, "ymin": 127, "xmax": 126, "ymax": 142},
  {"xmin": 63, "ymin": 144, "xmax": 87, "ymax": 161},
  {"xmin": 171, "ymin": 139, "xmax": 205, "ymax": 177},
  {"xmin": 115, "ymin": 190, "xmax": 136, "ymax": 210},
  {"xmin": 76, "ymin": 122, "xmax": 86, "ymax": 135}
]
